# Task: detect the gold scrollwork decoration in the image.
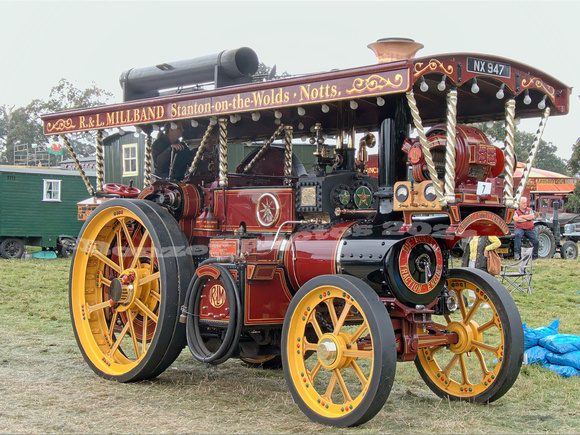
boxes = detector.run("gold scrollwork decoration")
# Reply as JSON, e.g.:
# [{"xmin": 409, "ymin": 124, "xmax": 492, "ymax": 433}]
[
  {"xmin": 521, "ymin": 77, "xmax": 555, "ymax": 100},
  {"xmin": 46, "ymin": 118, "xmax": 76, "ymax": 133},
  {"xmin": 413, "ymin": 59, "xmax": 454, "ymax": 77},
  {"xmin": 346, "ymin": 74, "xmax": 404, "ymax": 95}
]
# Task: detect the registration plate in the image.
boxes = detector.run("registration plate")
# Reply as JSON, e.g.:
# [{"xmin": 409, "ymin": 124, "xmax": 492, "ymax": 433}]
[
  {"xmin": 497, "ymin": 247, "xmax": 509, "ymax": 254},
  {"xmin": 467, "ymin": 57, "xmax": 511, "ymax": 78}
]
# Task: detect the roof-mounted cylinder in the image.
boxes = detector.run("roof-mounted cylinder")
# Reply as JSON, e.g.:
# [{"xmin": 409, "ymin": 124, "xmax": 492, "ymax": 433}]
[{"xmin": 119, "ymin": 47, "xmax": 259, "ymax": 102}]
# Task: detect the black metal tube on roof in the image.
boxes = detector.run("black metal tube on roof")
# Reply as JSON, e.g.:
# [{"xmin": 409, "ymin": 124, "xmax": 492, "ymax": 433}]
[{"xmin": 119, "ymin": 47, "xmax": 259, "ymax": 101}]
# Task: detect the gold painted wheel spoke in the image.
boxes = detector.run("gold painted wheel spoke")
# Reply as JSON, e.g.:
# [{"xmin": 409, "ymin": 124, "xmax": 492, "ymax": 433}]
[
  {"xmin": 335, "ymin": 369, "xmax": 353, "ymax": 403},
  {"xmin": 134, "ymin": 299, "xmax": 158, "ymax": 323},
  {"xmin": 101, "ymin": 276, "xmax": 112, "ymax": 288},
  {"xmin": 343, "ymin": 348, "xmax": 373, "ymax": 359},
  {"xmin": 126, "ymin": 310, "xmax": 141, "ymax": 359},
  {"xmin": 116, "ymin": 228, "xmax": 124, "ymax": 269},
  {"xmin": 308, "ymin": 360, "xmax": 322, "ymax": 381},
  {"xmin": 109, "ymin": 320, "xmax": 131, "ymax": 357},
  {"xmin": 148, "ymin": 290, "xmax": 161, "ymax": 303},
  {"xmin": 471, "ymin": 340, "xmax": 498, "ymax": 354},
  {"xmin": 303, "ymin": 341, "xmax": 318, "ymax": 352},
  {"xmin": 142, "ymin": 314, "xmax": 148, "ymax": 352},
  {"xmin": 428, "ymin": 345, "xmax": 445, "ymax": 355},
  {"xmin": 309, "ymin": 312, "xmax": 324, "ymax": 338},
  {"xmin": 349, "ymin": 360, "xmax": 369, "ymax": 386},
  {"xmin": 458, "ymin": 354, "xmax": 470, "ymax": 385},
  {"xmin": 349, "ymin": 321, "xmax": 369, "ymax": 343},
  {"xmin": 119, "ymin": 219, "xmax": 137, "ymax": 258},
  {"xmin": 108, "ymin": 311, "xmax": 119, "ymax": 338},
  {"xmin": 464, "ymin": 299, "xmax": 483, "ymax": 324},
  {"xmin": 139, "ymin": 271, "xmax": 160, "ymax": 286},
  {"xmin": 130, "ymin": 229, "xmax": 151, "ymax": 269},
  {"xmin": 474, "ymin": 349, "xmax": 489, "ymax": 375},
  {"xmin": 322, "ymin": 370, "xmax": 338, "ymax": 401},
  {"xmin": 86, "ymin": 299, "xmax": 113, "ymax": 315},
  {"xmin": 432, "ymin": 321, "xmax": 449, "ymax": 331},
  {"xmin": 92, "ymin": 250, "xmax": 121, "ymax": 273},
  {"xmin": 478, "ymin": 319, "xmax": 497, "ymax": 333},
  {"xmin": 324, "ymin": 299, "xmax": 339, "ymax": 330},
  {"xmin": 443, "ymin": 354, "xmax": 460, "ymax": 375},
  {"xmin": 334, "ymin": 301, "xmax": 352, "ymax": 334}
]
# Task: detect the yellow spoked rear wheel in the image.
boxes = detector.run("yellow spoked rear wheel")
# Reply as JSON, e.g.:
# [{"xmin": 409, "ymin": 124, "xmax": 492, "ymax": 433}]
[
  {"xmin": 70, "ymin": 199, "xmax": 193, "ymax": 382},
  {"xmin": 415, "ymin": 268, "xmax": 524, "ymax": 402},
  {"xmin": 282, "ymin": 275, "xmax": 396, "ymax": 427}
]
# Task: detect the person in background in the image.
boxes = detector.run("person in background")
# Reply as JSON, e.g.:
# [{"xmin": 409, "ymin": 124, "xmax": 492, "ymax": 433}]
[
  {"xmin": 151, "ymin": 121, "xmax": 194, "ymax": 180},
  {"xmin": 513, "ymin": 196, "xmax": 539, "ymax": 260},
  {"xmin": 461, "ymin": 235, "xmax": 501, "ymax": 274}
]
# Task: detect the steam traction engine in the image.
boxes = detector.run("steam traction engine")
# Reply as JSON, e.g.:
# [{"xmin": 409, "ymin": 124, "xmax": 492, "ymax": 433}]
[{"xmin": 42, "ymin": 40, "xmax": 571, "ymax": 427}]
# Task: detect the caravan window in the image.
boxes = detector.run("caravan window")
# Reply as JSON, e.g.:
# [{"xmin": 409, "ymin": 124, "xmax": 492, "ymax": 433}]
[
  {"xmin": 122, "ymin": 144, "xmax": 138, "ymax": 176},
  {"xmin": 43, "ymin": 179, "xmax": 61, "ymax": 202}
]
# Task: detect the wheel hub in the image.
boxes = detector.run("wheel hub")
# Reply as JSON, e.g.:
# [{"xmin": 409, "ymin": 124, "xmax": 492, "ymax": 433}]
[
  {"xmin": 448, "ymin": 320, "xmax": 482, "ymax": 354},
  {"xmin": 110, "ymin": 270, "xmax": 140, "ymax": 312},
  {"xmin": 317, "ymin": 337, "xmax": 338, "ymax": 366}
]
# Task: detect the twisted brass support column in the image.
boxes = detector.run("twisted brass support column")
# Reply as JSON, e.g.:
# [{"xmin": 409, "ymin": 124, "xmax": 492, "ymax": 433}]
[
  {"xmin": 443, "ymin": 89, "xmax": 458, "ymax": 203},
  {"xmin": 514, "ymin": 107, "xmax": 551, "ymax": 206},
  {"xmin": 187, "ymin": 122, "xmax": 215, "ymax": 177},
  {"xmin": 243, "ymin": 124, "xmax": 285, "ymax": 173},
  {"xmin": 284, "ymin": 125, "xmax": 294, "ymax": 185},
  {"xmin": 144, "ymin": 133, "xmax": 152, "ymax": 188},
  {"xmin": 406, "ymin": 91, "xmax": 446, "ymax": 206},
  {"xmin": 96, "ymin": 130, "xmax": 104, "ymax": 192},
  {"xmin": 503, "ymin": 99, "xmax": 517, "ymax": 208},
  {"xmin": 60, "ymin": 134, "xmax": 95, "ymax": 196},
  {"xmin": 218, "ymin": 117, "xmax": 228, "ymax": 187}
]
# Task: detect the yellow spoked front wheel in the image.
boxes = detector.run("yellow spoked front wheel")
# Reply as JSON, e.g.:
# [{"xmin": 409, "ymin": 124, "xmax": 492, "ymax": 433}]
[
  {"xmin": 282, "ymin": 275, "xmax": 396, "ymax": 427},
  {"xmin": 415, "ymin": 268, "xmax": 524, "ymax": 402},
  {"xmin": 70, "ymin": 199, "xmax": 194, "ymax": 382}
]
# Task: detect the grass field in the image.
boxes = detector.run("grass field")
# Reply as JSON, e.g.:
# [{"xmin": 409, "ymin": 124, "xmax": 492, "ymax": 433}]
[{"xmin": 0, "ymin": 256, "xmax": 579, "ymax": 434}]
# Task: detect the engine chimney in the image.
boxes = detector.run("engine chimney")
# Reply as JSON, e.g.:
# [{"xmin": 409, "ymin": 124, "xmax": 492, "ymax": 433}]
[{"xmin": 368, "ymin": 38, "xmax": 424, "ymax": 63}]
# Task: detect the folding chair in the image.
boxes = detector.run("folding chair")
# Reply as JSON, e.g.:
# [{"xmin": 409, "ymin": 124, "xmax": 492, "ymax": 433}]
[{"xmin": 499, "ymin": 247, "xmax": 534, "ymax": 294}]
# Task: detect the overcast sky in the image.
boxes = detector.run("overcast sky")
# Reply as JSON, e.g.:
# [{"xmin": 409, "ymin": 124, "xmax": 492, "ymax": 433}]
[{"xmin": 1, "ymin": 0, "xmax": 578, "ymax": 159}]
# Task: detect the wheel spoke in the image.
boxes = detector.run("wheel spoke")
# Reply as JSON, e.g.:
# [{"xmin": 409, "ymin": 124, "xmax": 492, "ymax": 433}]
[
  {"xmin": 142, "ymin": 313, "xmax": 148, "ymax": 352},
  {"xmin": 334, "ymin": 301, "xmax": 353, "ymax": 334},
  {"xmin": 442, "ymin": 353, "xmax": 460, "ymax": 375},
  {"xmin": 322, "ymin": 370, "xmax": 338, "ymax": 401},
  {"xmin": 349, "ymin": 321, "xmax": 369, "ymax": 344},
  {"xmin": 92, "ymin": 249, "xmax": 121, "ymax": 273},
  {"xmin": 464, "ymin": 298, "xmax": 483, "ymax": 324},
  {"xmin": 309, "ymin": 311, "xmax": 324, "ymax": 338},
  {"xmin": 148, "ymin": 289, "xmax": 161, "ymax": 303},
  {"xmin": 303, "ymin": 341, "xmax": 318, "ymax": 352},
  {"xmin": 109, "ymin": 320, "xmax": 131, "ymax": 357},
  {"xmin": 101, "ymin": 276, "xmax": 112, "ymax": 288},
  {"xmin": 116, "ymin": 228, "xmax": 124, "ymax": 269},
  {"xmin": 308, "ymin": 360, "xmax": 322, "ymax": 381},
  {"xmin": 130, "ymin": 229, "xmax": 150, "ymax": 269},
  {"xmin": 119, "ymin": 219, "xmax": 137, "ymax": 258},
  {"xmin": 139, "ymin": 271, "xmax": 160, "ymax": 286},
  {"xmin": 324, "ymin": 299, "xmax": 339, "ymax": 330},
  {"xmin": 477, "ymin": 319, "xmax": 497, "ymax": 333},
  {"xmin": 133, "ymin": 299, "xmax": 158, "ymax": 323},
  {"xmin": 126, "ymin": 310, "xmax": 141, "ymax": 359},
  {"xmin": 470, "ymin": 340, "xmax": 498, "ymax": 354},
  {"xmin": 335, "ymin": 369, "xmax": 353, "ymax": 403},
  {"xmin": 474, "ymin": 349, "xmax": 490, "ymax": 376},
  {"xmin": 108, "ymin": 310, "xmax": 119, "ymax": 338},
  {"xmin": 86, "ymin": 299, "xmax": 113, "ymax": 315},
  {"xmin": 349, "ymin": 360, "xmax": 369, "ymax": 386},
  {"xmin": 458, "ymin": 354, "xmax": 470, "ymax": 385},
  {"xmin": 343, "ymin": 348, "xmax": 373, "ymax": 359}
]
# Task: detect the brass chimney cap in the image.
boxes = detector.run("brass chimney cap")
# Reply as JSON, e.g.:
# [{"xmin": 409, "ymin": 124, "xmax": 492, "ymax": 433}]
[{"xmin": 368, "ymin": 37, "xmax": 424, "ymax": 63}]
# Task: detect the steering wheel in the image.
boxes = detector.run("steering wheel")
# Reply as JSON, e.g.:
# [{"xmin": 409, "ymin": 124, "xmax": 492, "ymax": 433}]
[{"xmin": 103, "ymin": 183, "xmax": 141, "ymax": 198}]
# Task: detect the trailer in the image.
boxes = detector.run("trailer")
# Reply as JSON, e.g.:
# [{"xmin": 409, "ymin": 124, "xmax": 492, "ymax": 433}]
[
  {"xmin": 0, "ymin": 165, "xmax": 96, "ymax": 258},
  {"xmin": 41, "ymin": 40, "xmax": 570, "ymax": 427}
]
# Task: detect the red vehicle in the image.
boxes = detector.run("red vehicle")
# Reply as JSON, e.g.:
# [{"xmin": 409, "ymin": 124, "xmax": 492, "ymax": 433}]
[{"xmin": 42, "ymin": 39, "xmax": 570, "ymax": 427}]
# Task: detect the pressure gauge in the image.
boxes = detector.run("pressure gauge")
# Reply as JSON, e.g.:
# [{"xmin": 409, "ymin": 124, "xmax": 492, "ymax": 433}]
[
  {"xmin": 395, "ymin": 185, "xmax": 409, "ymax": 202},
  {"xmin": 424, "ymin": 183, "xmax": 437, "ymax": 202}
]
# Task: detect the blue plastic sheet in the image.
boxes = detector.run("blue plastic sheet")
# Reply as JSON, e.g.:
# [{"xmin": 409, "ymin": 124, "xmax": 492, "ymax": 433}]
[
  {"xmin": 523, "ymin": 319, "xmax": 559, "ymax": 349},
  {"xmin": 525, "ymin": 346, "xmax": 550, "ymax": 365},
  {"xmin": 539, "ymin": 334, "xmax": 580, "ymax": 354},
  {"xmin": 542, "ymin": 363, "xmax": 580, "ymax": 378},
  {"xmin": 547, "ymin": 350, "xmax": 580, "ymax": 371}
]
